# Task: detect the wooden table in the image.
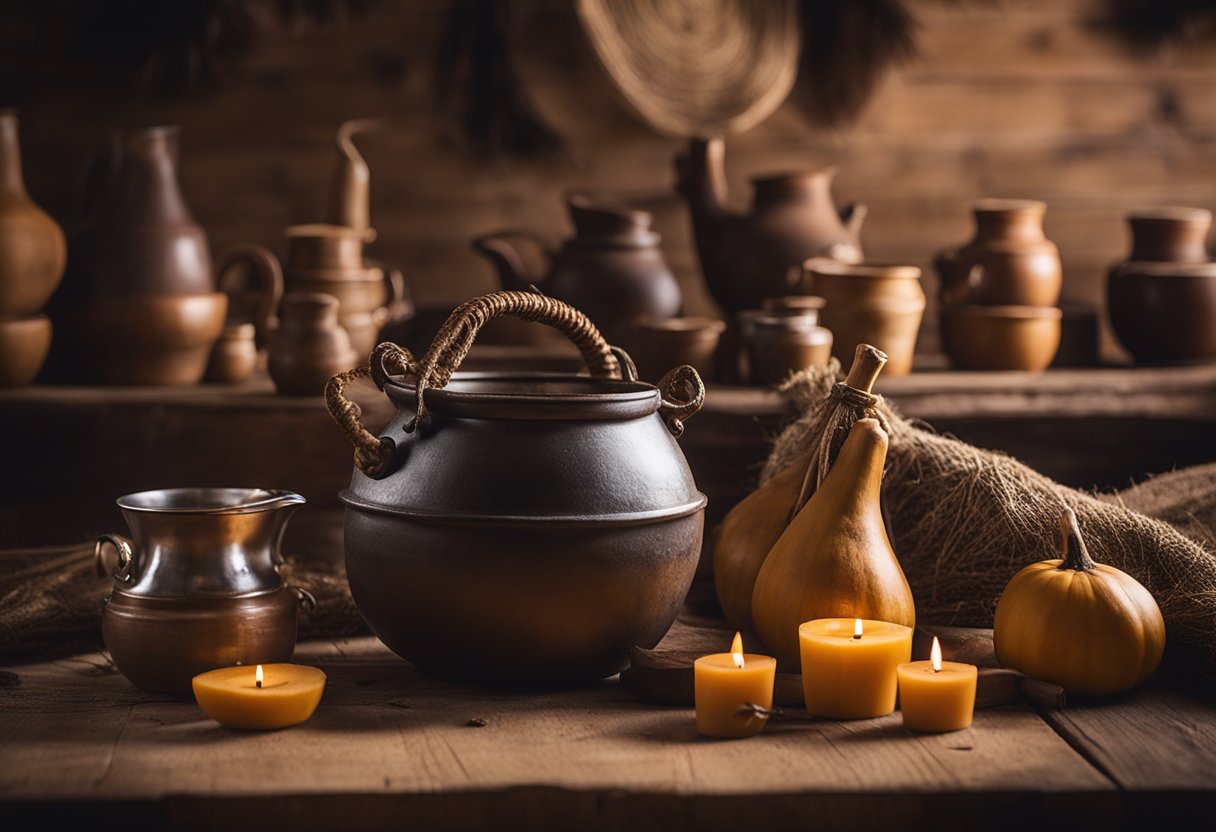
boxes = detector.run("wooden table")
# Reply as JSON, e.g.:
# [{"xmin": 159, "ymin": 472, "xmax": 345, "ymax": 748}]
[{"xmin": 2, "ymin": 635, "xmax": 1215, "ymax": 831}]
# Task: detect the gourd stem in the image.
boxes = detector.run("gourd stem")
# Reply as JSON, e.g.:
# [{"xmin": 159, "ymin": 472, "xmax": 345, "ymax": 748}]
[{"xmin": 1058, "ymin": 507, "xmax": 1096, "ymax": 572}]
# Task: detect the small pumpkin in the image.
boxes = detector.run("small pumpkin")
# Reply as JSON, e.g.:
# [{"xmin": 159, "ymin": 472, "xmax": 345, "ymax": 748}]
[{"xmin": 993, "ymin": 508, "xmax": 1166, "ymax": 695}]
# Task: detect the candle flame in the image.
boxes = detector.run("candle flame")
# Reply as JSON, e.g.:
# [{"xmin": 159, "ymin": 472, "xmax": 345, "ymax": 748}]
[
  {"xmin": 731, "ymin": 632, "xmax": 745, "ymax": 669},
  {"xmin": 931, "ymin": 637, "xmax": 942, "ymax": 673},
  {"xmin": 853, "ymin": 618, "xmax": 863, "ymax": 639},
  {"xmin": 255, "ymin": 664, "xmax": 264, "ymax": 688}
]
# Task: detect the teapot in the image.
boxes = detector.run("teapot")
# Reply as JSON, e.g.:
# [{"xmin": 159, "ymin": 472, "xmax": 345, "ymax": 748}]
[
  {"xmin": 471, "ymin": 192, "xmax": 682, "ymax": 343},
  {"xmin": 675, "ymin": 137, "xmax": 865, "ymax": 315}
]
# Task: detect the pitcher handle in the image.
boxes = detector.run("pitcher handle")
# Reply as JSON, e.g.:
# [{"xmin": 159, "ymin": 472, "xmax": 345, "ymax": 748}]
[
  {"xmin": 95, "ymin": 534, "xmax": 134, "ymax": 583},
  {"xmin": 217, "ymin": 244, "xmax": 284, "ymax": 348}
]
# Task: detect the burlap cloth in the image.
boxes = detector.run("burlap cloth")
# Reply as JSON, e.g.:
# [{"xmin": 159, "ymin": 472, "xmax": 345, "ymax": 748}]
[{"xmin": 762, "ymin": 361, "xmax": 1216, "ymax": 685}]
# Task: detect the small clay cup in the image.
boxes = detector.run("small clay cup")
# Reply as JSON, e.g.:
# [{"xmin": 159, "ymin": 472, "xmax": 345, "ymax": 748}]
[
  {"xmin": 746, "ymin": 313, "xmax": 833, "ymax": 386},
  {"xmin": 629, "ymin": 316, "xmax": 726, "ymax": 384},
  {"xmin": 943, "ymin": 305, "xmax": 1062, "ymax": 371},
  {"xmin": 268, "ymin": 292, "xmax": 360, "ymax": 396},
  {"xmin": 0, "ymin": 313, "xmax": 52, "ymax": 387},
  {"xmin": 1108, "ymin": 261, "xmax": 1216, "ymax": 364},
  {"xmin": 204, "ymin": 323, "xmax": 258, "ymax": 384}
]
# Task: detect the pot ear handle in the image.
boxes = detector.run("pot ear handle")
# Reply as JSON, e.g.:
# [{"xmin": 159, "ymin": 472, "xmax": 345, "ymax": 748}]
[
  {"xmin": 95, "ymin": 534, "xmax": 134, "ymax": 583},
  {"xmin": 325, "ymin": 342, "xmax": 419, "ymax": 478},
  {"xmin": 656, "ymin": 365, "xmax": 705, "ymax": 438}
]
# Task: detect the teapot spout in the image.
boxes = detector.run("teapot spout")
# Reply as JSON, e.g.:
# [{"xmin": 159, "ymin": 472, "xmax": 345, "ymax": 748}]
[
  {"xmin": 675, "ymin": 137, "xmax": 729, "ymax": 223},
  {"xmin": 329, "ymin": 117, "xmax": 383, "ymax": 235},
  {"xmin": 840, "ymin": 201, "xmax": 868, "ymax": 242},
  {"xmin": 470, "ymin": 230, "xmax": 550, "ymax": 293}
]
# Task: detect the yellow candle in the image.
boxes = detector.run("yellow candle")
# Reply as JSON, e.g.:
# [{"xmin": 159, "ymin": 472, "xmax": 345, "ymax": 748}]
[
  {"xmin": 799, "ymin": 618, "xmax": 912, "ymax": 718},
  {"xmin": 192, "ymin": 663, "xmax": 326, "ymax": 730},
  {"xmin": 694, "ymin": 633, "xmax": 777, "ymax": 738},
  {"xmin": 897, "ymin": 637, "xmax": 977, "ymax": 733}
]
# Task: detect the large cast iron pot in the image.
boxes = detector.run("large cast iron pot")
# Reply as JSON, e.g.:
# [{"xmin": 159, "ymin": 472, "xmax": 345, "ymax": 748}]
[{"xmin": 327, "ymin": 291, "xmax": 706, "ymax": 684}]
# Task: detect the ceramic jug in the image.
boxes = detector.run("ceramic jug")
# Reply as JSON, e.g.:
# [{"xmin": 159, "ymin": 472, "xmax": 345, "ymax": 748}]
[
  {"xmin": 471, "ymin": 193, "xmax": 682, "ymax": 343},
  {"xmin": 268, "ymin": 292, "xmax": 360, "ymax": 395},
  {"xmin": 675, "ymin": 137, "xmax": 865, "ymax": 315},
  {"xmin": 67, "ymin": 125, "xmax": 212, "ymax": 299},
  {"xmin": 0, "ymin": 110, "xmax": 66, "ymax": 316},
  {"xmin": 933, "ymin": 199, "xmax": 1062, "ymax": 308},
  {"xmin": 96, "ymin": 488, "xmax": 312, "ymax": 694}
]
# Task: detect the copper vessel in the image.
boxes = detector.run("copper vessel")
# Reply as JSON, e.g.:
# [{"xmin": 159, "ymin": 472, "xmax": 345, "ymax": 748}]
[
  {"xmin": 96, "ymin": 488, "xmax": 312, "ymax": 695},
  {"xmin": 327, "ymin": 292, "xmax": 706, "ymax": 684}
]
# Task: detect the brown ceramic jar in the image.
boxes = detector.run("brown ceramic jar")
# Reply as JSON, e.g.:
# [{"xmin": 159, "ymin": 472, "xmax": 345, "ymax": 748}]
[
  {"xmin": 204, "ymin": 323, "xmax": 258, "ymax": 384},
  {"xmin": 745, "ymin": 313, "xmax": 833, "ymax": 386},
  {"xmin": 1125, "ymin": 207, "xmax": 1211, "ymax": 264},
  {"xmin": 934, "ymin": 199, "xmax": 1062, "ymax": 308},
  {"xmin": 268, "ymin": 293, "xmax": 360, "ymax": 395},
  {"xmin": 1108, "ymin": 261, "xmax": 1216, "ymax": 364},
  {"xmin": 0, "ymin": 110, "xmax": 66, "ymax": 316},
  {"xmin": 809, "ymin": 262, "xmax": 926, "ymax": 376}
]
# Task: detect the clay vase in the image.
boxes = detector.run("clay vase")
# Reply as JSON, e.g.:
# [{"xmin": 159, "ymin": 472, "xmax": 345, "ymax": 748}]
[
  {"xmin": 675, "ymin": 137, "xmax": 865, "ymax": 315},
  {"xmin": 66, "ymin": 125, "xmax": 212, "ymax": 299},
  {"xmin": 0, "ymin": 110, "xmax": 66, "ymax": 316},
  {"xmin": 809, "ymin": 262, "xmax": 926, "ymax": 376},
  {"xmin": 204, "ymin": 323, "xmax": 258, "ymax": 384},
  {"xmin": 471, "ymin": 192, "xmax": 682, "ymax": 344},
  {"xmin": 745, "ymin": 313, "xmax": 833, "ymax": 386},
  {"xmin": 1125, "ymin": 207, "xmax": 1211, "ymax": 263},
  {"xmin": 268, "ymin": 293, "xmax": 360, "ymax": 396},
  {"xmin": 934, "ymin": 199, "xmax": 1062, "ymax": 308}
]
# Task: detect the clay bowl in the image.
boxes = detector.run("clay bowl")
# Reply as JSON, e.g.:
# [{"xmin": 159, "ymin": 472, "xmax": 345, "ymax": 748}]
[
  {"xmin": 1108, "ymin": 262, "xmax": 1216, "ymax": 365},
  {"xmin": 943, "ymin": 305, "xmax": 1062, "ymax": 372},
  {"xmin": 0, "ymin": 314, "xmax": 52, "ymax": 387},
  {"xmin": 64, "ymin": 293, "xmax": 228, "ymax": 385},
  {"xmin": 628, "ymin": 315, "xmax": 726, "ymax": 383}
]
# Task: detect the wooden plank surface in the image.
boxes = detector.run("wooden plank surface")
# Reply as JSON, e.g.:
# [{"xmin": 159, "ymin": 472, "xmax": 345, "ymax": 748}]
[{"xmin": 0, "ymin": 637, "xmax": 1120, "ymax": 831}]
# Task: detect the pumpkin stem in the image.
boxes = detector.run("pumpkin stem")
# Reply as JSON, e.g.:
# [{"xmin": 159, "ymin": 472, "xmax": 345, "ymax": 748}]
[{"xmin": 1058, "ymin": 507, "xmax": 1096, "ymax": 572}]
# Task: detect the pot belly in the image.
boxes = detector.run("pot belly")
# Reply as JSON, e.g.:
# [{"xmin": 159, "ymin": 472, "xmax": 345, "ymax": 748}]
[{"xmin": 344, "ymin": 509, "xmax": 703, "ymax": 684}]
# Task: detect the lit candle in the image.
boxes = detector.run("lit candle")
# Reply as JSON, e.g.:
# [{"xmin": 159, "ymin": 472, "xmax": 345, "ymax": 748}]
[
  {"xmin": 897, "ymin": 636, "xmax": 977, "ymax": 733},
  {"xmin": 192, "ymin": 663, "xmax": 326, "ymax": 730},
  {"xmin": 799, "ymin": 618, "xmax": 912, "ymax": 718},
  {"xmin": 694, "ymin": 632, "xmax": 777, "ymax": 738}
]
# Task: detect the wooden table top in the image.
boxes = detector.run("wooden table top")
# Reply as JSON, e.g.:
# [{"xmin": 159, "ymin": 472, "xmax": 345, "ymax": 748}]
[{"xmin": 2, "ymin": 636, "xmax": 1214, "ymax": 831}]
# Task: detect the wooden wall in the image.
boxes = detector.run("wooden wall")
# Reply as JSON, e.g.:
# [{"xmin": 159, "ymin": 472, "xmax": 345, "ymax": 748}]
[{"xmin": 11, "ymin": 0, "xmax": 1216, "ymax": 360}]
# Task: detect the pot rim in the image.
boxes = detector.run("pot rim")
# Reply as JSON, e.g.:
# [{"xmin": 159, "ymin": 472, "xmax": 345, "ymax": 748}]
[
  {"xmin": 972, "ymin": 197, "xmax": 1046, "ymax": 214},
  {"xmin": 808, "ymin": 261, "xmax": 922, "ymax": 280},
  {"xmin": 1127, "ymin": 206, "xmax": 1212, "ymax": 223},
  {"xmin": 1113, "ymin": 261, "xmax": 1216, "ymax": 278},
  {"xmin": 116, "ymin": 487, "xmax": 306, "ymax": 515},
  {"xmin": 381, "ymin": 372, "xmax": 666, "ymax": 421},
  {"xmin": 340, "ymin": 489, "xmax": 707, "ymax": 526},
  {"xmin": 946, "ymin": 304, "xmax": 1064, "ymax": 320}
]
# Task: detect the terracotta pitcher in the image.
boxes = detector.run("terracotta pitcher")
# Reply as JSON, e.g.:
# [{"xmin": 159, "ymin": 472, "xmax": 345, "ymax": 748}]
[
  {"xmin": 471, "ymin": 192, "xmax": 682, "ymax": 342},
  {"xmin": 675, "ymin": 137, "xmax": 865, "ymax": 315},
  {"xmin": 0, "ymin": 110, "xmax": 66, "ymax": 316},
  {"xmin": 67, "ymin": 125, "xmax": 212, "ymax": 299},
  {"xmin": 933, "ymin": 199, "xmax": 1062, "ymax": 308}
]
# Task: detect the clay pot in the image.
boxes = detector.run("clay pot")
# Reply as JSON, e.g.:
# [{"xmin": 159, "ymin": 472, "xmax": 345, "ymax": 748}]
[
  {"xmin": 762, "ymin": 294, "xmax": 825, "ymax": 323},
  {"xmin": 286, "ymin": 267, "xmax": 406, "ymax": 357},
  {"xmin": 471, "ymin": 192, "xmax": 682, "ymax": 344},
  {"xmin": 746, "ymin": 313, "xmax": 833, "ymax": 386},
  {"xmin": 285, "ymin": 223, "xmax": 374, "ymax": 271},
  {"xmin": 66, "ymin": 126, "xmax": 212, "ymax": 299},
  {"xmin": 96, "ymin": 488, "xmax": 309, "ymax": 694},
  {"xmin": 60, "ymin": 293, "xmax": 227, "ymax": 385},
  {"xmin": 326, "ymin": 292, "xmax": 706, "ymax": 684},
  {"xmin": 676, "ymin": 137, "xmax": 865, "ymax": 314},
  {"xmin": 1126, "ymin": 207, "xmax": 1211, "ymax": 263},
  {"xmin": 0, "ymin": 111, "xmax": 66, "ymax": 316},
  {"xmin": 943, "ymin": 305, "xmax": 1062, "ymax": 371},
  {"xmin": 629, "ymin": 316, "xmax": 725, "ymax": 384},
  {"xmin": 0, "ymin": 313, "xmax": 52, "ymax": 387},
  {"xmin": 1108, "ymin": 262, "xmax": 1216, "ymax": 364},
  {"xmin": 808, "ymin": 262, "xmax": 926, "ymax": 376},
  {"xmin": 204, "ymin": 323, "xmax": 258, "ymax": 384},
  {"xmin": 268, "ymin": 293, "xmax": 360, "ymax": 396},
  {"xmin": 934, "ymin": 199, "xmax": 1062, "ymax": 309}
]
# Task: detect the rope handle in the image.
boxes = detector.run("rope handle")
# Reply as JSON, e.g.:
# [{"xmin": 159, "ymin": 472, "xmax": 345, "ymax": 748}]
[{"xmin": 325, "ymin": 292, "xmax": 621, "ymax": 477}]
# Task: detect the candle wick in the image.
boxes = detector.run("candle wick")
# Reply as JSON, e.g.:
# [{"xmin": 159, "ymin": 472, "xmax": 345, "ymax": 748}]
[
  {"xmin": 256, "ymin": 678, "xmax": 263, "ymax": 688},
  {"xmin": 852, "ymin": 633, "xmax": 861, "ymax": 640}
]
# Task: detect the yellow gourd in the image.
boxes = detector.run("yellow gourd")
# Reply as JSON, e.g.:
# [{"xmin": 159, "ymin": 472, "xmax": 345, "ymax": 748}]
[
  {"xmin": 751, "ymin": 417, "xmax": 915, "ymax": 666},
  {"xmin": 711, "ymin": 453, "xmax": 806, "ymax": 629},
  {"xmin": 994, "ymin": 508, "xmax": 1165, "ymax": 695}
]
